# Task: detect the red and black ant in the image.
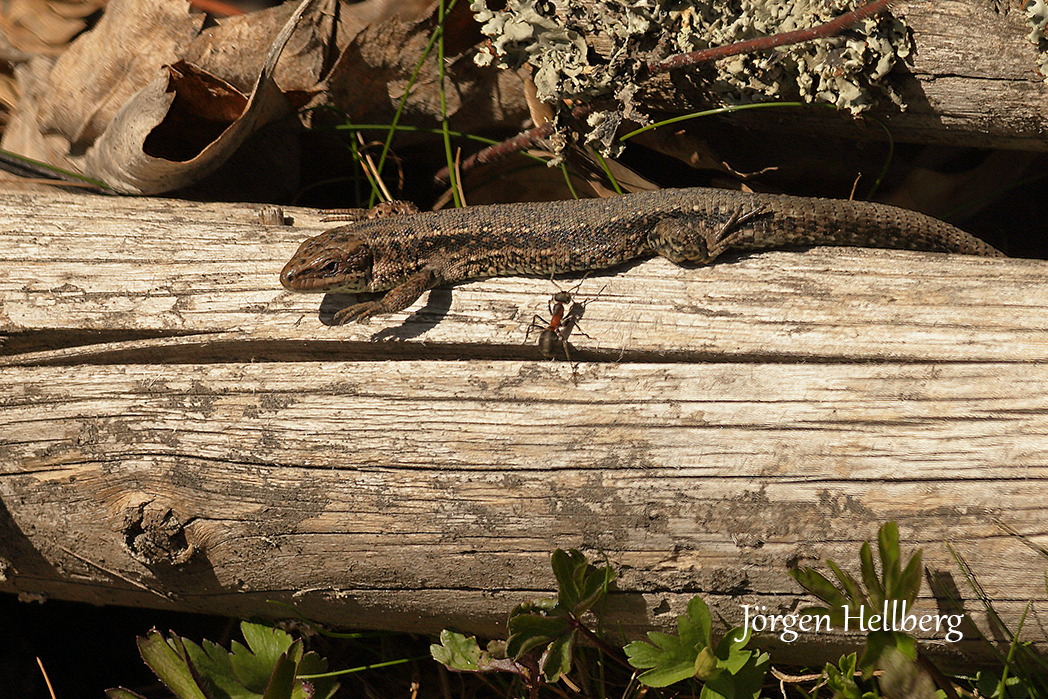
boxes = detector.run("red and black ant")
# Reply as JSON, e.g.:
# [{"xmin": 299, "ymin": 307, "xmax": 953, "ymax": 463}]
[{"xmin": 526, "ymin": 279, "xmax": 606, "ymax": 370}]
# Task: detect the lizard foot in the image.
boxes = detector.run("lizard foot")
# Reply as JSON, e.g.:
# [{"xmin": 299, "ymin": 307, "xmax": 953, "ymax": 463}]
[{"xmin": 333, "ymin": 301, "xmax": 383, "ymax": 324}]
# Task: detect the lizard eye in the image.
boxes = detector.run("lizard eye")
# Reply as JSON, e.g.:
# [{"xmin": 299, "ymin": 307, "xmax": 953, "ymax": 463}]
[{"xmin": 317, "ymin": 259, "xmax": 342, "ymax": 277}]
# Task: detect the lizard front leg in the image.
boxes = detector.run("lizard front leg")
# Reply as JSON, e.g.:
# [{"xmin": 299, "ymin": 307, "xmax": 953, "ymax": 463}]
[{"xmin": 333, "ymin": 267, "xmax": 439, "ymax": 324}]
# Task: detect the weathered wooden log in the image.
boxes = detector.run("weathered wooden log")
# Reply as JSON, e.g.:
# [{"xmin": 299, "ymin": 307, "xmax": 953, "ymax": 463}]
[
  {"xmin": 696, "ymin": 0, "xmax": 1048, "ymax": 151},
  {"xmin": 1, "ymin": 189, "xmax": 1046, "ymax": 670}
]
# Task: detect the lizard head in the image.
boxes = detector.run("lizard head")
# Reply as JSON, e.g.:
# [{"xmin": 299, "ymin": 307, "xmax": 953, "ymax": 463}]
[{"xmin": 280, "ymin": 234, "xmax": 373, "ymax": 292}]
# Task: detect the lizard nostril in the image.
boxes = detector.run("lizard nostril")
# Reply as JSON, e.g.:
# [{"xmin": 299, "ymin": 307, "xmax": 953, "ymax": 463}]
[{"xmin": 279, "ymin": 264, "xmax": 296, "ymax": 287}]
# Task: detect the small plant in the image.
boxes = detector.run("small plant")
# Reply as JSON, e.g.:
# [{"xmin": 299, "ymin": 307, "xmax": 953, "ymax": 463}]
[
  {"xmin": 822, "ymin": 652, "xmax": 872, "ymax": 699},
  {"xmin": 786, "ymin": 521, "xmax": 947, "ymax": 698},
  {"xmin": 623, "ymin": 595, "xmax": 769, "ymax": 697},
  {"xmin": 789, "ymin": 522, "xmax": 923, "ymax": 674},
  {"xmin": 504, "ymin": 548, "xmax": 616, "ymax": 683},
  {"xmin": 432, "ymin": 548, "xmax": 619, "ymax": 696},
  {"xmin": 432, "ymin": 548, "xmax": 768, "ymax": 698},
  {"xmin": 106, "ymin": 620, "xmax": 338, "ymax": 699}
]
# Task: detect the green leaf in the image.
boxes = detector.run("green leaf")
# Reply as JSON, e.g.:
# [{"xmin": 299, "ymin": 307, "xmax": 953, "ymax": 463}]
[
  {"xmin": 106, "ymin": 690, "xmax": 150, "ymax": 699},
  {"xmin": 858, "ymin": 630, "xmax": 917, "ymax": 677},
  {"xmin": 551, "ymin": 548, "xmax": 584, "ymax": 607},
  {"xmin": 878, "ymin": 522, "xmax": 902, "ymax": 599},
  {"xmin": 574, "ymin": 561, "xmax": 614, "ymax": 614},
  {"xmin": 624, "ymin": 633, "xmax": 700, "ymax": 687},
  {"xmin": 825, "ymin": 654, "xmax": 863, "ymax": 699},
  {"xmin": 975, "ymin": 670, "xmax": 1032, "ymax": 699},
  {"xmin": 548, "ymin": 548, "xmax": 614, "ymax": 615},
  {"xmin": 828, "ymin": 560, "xmax": 870, "ymax": 610},
  {"xmin": 701, "ymin": 647, "xmax": 769, "ymax": 699},
  {"xmin": 540, "ymin": 631, "xmax": 575, "ymax": 683},
  {"xmin": 430, "ymin": 630, "xmax": 484, "ymax": 671},
  {"xmin": 693, "ymin": 646, "xmax": 720, "ymax": 681},
  {"xmin": 485, "ymin": 638, "xmax": 508, "ymax": 659},
  {"xmin": 896, "ymin": 549, "xmax": 924, "ymax": 605},
  {"xmin": 976, "ymin": 671, "xmax": 1002, "ymax": 699},
  {"xmin": 293, "ymin": 650, "xmax": 327, "ymax": 677},
  {"xmin": 261, "ymin": 653, "xmax": 297, "ymax": 699},
  {"xmin": 858, "ymin": 630, "xmax": 894, "ymax": 674},
  {"xmin": 789, "ymin": 567, "xmax": 851, "ymax": 617},
  {"xmin": 684, "ymin": 595, "xmax": 714, "ymax": 648},
  {"xmin": 137, "ymin": 631, "xmax": 210, "ymax": 699},
  {"xmin": 713, "ymin": 628, "xmax": 752, "ymax": 675},
  {"xmin": 506, "ymin": 613, "xmax": 572, "ymax": 659},
  {"xmin": 624, "ymin": 596, "xmax": 715, "ymax": 687},
  {"xmin": 624, "ymin": 596, "xmax": 768, "ymax": 693},
  {"xmin": 511, "ymin": 598, "xmax": 559, "ymax": 615},
  {"xmin": 181, "ymin": 637, "xmax": 257, "ymax": 699},
  {"xmin": 295, "ymin": 651, "xmax": 339, "ymax": 699},
  {"xmin": 118, "ymin": 622, "xmax": 335, "ymax": 699},
  {"xmin": 859, "ymin": 541, "xmax": 885, "ymax": 606},
  {"xmin": 625, "ymin": 631, "xmax": 677, "ymax": 670},
  {"xmin": 796, "ymin": 522, "xmax": 925, "ymax": 637},
  {"xmin": 894, "ymin": 631, "xmax": 917, "ymax": 661},
  {"xmin": 230, "ymin": 623, "xmax": 296, "ymax": 692}
]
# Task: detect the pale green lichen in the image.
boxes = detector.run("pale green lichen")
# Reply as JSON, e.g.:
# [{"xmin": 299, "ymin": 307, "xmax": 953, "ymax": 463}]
[
  {"xmin": 471, "ymin": 0, "xmax": 912, "ymax": 118},
  {"xmin": 1022, "ymin": 0, "xmax": 1048, "ymax": 82}
]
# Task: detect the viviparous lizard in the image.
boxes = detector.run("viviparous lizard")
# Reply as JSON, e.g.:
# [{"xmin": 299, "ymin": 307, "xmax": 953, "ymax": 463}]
[{"xmin": 280, "ymin": 187, "xmax": 1005, "ymax": 323}]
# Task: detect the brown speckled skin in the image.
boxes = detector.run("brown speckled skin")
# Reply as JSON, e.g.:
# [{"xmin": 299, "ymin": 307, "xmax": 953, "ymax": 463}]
[{"xmin": 280, "ymin": 187, "xmax": 1004, "ymax": 322}]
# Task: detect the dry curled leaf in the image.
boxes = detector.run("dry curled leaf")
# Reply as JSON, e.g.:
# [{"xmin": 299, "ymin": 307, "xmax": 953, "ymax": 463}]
[{"xmin": 82, "ymin": 0, "xmax": 326, "ymax": 194}]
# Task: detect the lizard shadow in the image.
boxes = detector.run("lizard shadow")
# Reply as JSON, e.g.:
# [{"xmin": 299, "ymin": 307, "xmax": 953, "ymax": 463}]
[
  {"xmin": 319, "ymin": 289, "xmax": 453, "ymax": 340},
  {"xmin": 317, "ymin": 262, "xmax": 639, "ymax": 341}
]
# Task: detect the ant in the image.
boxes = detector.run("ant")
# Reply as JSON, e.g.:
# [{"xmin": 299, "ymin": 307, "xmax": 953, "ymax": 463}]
[{"xmin": 526, "ymin": 279, "xmax": 606, "ymax": 370}]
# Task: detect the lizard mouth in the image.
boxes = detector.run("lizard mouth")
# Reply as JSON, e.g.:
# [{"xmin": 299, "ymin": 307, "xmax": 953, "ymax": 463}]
[{"xmin": 280, "ymin": 260, "xmax": 366, "ymax": 292}]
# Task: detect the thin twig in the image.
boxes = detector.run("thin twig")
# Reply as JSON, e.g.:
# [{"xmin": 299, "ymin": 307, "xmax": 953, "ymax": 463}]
[
  {"xmin": 646, "ymin": 0, "xmax": 896, "ymax": 74},
  {"xmin": 439, "ymin": 0, "xmax": 897, "ymax": 181}
]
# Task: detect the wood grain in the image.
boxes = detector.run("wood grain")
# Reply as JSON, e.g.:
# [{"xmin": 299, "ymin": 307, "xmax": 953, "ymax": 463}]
[{"xmin": 2, "ymin": 190, "xmax": 1047, "ymax": 667}]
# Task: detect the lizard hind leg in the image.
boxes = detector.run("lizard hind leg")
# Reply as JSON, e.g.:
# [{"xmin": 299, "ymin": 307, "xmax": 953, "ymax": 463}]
[
  {"xmin": 649, "ymin": 206, "xmax": 767, "ymax": 265},
  {"xmin": 648, "ymin": 216, "xmax": 720, "ymax": 265},
  {"xmin": 323, "ymin": 200, "xmax": 421, "ymax": 223}
]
